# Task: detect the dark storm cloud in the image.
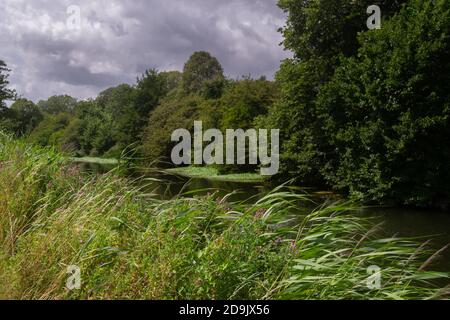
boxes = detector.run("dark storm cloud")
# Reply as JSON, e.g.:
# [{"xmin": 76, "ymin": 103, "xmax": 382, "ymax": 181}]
[
  {"xmin": 17, "ymin": 32, "xmax": 122, "ymax": 87},
  {"xmin": 0, "ymin": 0, "xmax": 290, "ymax": 102}
]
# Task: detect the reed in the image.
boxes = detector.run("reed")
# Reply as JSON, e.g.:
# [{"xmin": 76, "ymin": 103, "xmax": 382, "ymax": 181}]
[{"xmin": 0, "ymin": 132, "xmax": 448, "ymax": 300}]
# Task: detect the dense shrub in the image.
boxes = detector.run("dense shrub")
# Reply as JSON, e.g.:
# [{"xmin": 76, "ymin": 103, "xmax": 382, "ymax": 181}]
[
  {"xmin": 141, "ymin": 93, "xmax": 202, "ymax": 165},
  {"xmin": 316, "ymin": 0, "xmax": 450, "ymax": 206}
]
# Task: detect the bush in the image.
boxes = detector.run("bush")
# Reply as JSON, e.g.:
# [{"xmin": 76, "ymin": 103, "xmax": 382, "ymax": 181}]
[
  {"xmin": 316, "ymin": 0, "xmax": 450, "ymax": 206},
  {"xmin": 141, "ymin": 94, "xmax": 202, "ymax": 165}
]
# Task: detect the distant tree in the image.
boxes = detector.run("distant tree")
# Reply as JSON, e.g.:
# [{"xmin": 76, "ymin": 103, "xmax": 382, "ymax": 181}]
[
  {"xmin": 160, "ymin": 71, "xmax": 183, "ymax": 93},
  {"xmin": 59, "ymin": 117, "xmax": 84, "ymax": 154},
  {"xmin": 220, "ymin": 78, "xmax": 279, "ymax": 130},
  {"xmin": 0, "ymin": 60, "xmax": 16, "ymax": 132},
  {"xmin": 29, "ymin": 113, "xmax": 73, "ymax": 147},
  {"xmin": 182, "ymin": 52, "xmax": 224, "ymax": 95},
  {"xmin": 73, "ymin": 99, "xmax": 114, "ymax": 156},
  {"xmin": 134, "ymin": 69, "xmax": 169, "ymax": 118},
  {"xmin": 9, "ymin": 99, "xmax": 43, "ymax": 135},
  {"xmin": 141, "ymin": 94, "xmax": 202, "ymax": 164},
  {"xmin": 37, "ymin": 95, "xmax": 77, "ymax": 115},
  {"xmin": 35, "ymin": 73, "xmax": 172, "ymax": 157},
  {"xmin": 120, "ymin": 69, "xmax": 173, "ymax": 154},
  {"xmin": 0, "ymin": 60, "xmax": 15, "ymax": 109},
  {"xmin": 96, "ymin": 84, "xmax": 136, "ymax": 151}
]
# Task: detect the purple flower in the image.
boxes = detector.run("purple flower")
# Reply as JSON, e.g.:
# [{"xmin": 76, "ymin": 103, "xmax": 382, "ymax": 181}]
[{"xmin": 254, "ymin": 208, "xmax": 267, "ymax": 219}]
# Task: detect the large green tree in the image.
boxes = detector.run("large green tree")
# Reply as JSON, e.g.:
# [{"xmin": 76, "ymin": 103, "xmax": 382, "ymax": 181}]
[
  {"xmin": 29, "ymin": 113, "xmax": 73, "ymax": 148},
  {"xmin": 96, "ymin": 84, "xmax": 136, "ymax": 155},
  {"xmin": 141, "ymin": 93, "xmax": 202, "ymax": 164},
  {"xmin": 37, "ymin": 95, "xmax": 77, "ymax": 115},
  {"xmin": 316, "ymin": 0, "xmax": 450, "ymax": 205},
  {"xmin": 262, "ymin": 0, "xmax": 406, "ymax": 184},
  {"xmin": 182, "ymin": 51, "xmax": 224, "ymax": 95},
  {"xmin": 9, "ymin": 99, "xmax": 43, "ymax": 135},
  {"xmin": 220, "ymin": 77, "xmax": 279, "ymax": 130},
  {"xmin": 0, "ymin": 60, "xmax": 16, "ymax": 132},
  {"xmin": 134, "ymin": 69, "xmax": 169, "ymax": 118},
  {"xmin": 0, "ymin": 60, "xmax": 15, "ymax": 108}
]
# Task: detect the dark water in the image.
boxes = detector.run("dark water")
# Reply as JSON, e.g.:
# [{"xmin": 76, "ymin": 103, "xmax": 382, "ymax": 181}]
[{"xmin": 80, "ymin": 161, "xmax": 450, "ymax": 271}]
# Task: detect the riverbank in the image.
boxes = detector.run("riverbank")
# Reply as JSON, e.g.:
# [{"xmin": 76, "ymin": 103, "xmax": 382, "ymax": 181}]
[
  {"xmin": 1, "ymin": 134, "xmax": 449, "ymax": 299},
  {"xmin": 69, "ymin": 158, "xmax": 264, "ymax": 184},
  {"xmin": 166, "ymin": 166, "xmax": 265, "ymax": 183},
  {"xmin": 69, "ymin": 156, "xmax": 119, "ymax": 165}
]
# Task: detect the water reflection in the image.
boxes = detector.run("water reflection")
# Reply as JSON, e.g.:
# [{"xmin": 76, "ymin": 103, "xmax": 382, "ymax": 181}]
[{"xmin": 81, "ymin": 161, "xmax": 450, "ymax": 270}]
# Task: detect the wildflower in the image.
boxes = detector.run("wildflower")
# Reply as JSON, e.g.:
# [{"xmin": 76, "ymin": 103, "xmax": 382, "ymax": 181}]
[
  {"xmin": 274, "ymin": 237, "xmax": 283, "ymax": 246},
  {"xmin": 254, "ymin": 208, "xmax": 266, "ymax": 219},
  {"xmin": 290, "ymin": 240, "xmax": 297, "ymax": 252}
]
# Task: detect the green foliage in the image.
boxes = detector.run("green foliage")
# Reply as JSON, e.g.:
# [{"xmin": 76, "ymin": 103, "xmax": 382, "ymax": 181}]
[
  {"xmin": 96, "ymin": 84, "xmax": 137, "ymax": 154},
  {"xmin": 8, "ymin": 99, "xmax": 43, "ymax": 135},
  {"xmin": 0, "ymin": 60, "xmax": 17, "ymax": 133},
  {"xmin": 0, "ymin": 60, "xmax": 15, "ymax": 109},
  {"xmin": 69, "ymin": 72, "xmax": 170, "ymax": 158},
  {"xmin": 134, "ymin": 69, "xmax": 170, "ymax": 117},
  {"xmin": 262, "ymin": 0, "xmax": 407, "ymax": 185},
  {"xmin": 140, "ymin": 72, "xmax": 279, "ymax": 171},
  {"xmin": 27, "ymin": 70, "xmax": 170, "ymax": 158},
  {"xmin": 141, "ymin": 93, "xmax": 202, "ymax": 164},
  {"xmin": 279, "ymin": 0, "xmax": 406, "ymax": 63},
  {"xmin": 0, "ymin": 136, "xmax": 448, "ymax": 299},
  {"xmin": 316, "ymin": 0, "xmax": 450, "ymax": 205},
  {"xmin": 220, "ymin": 77, "xmax": 279, "ymax": 130},
  {"xmin": 259, "ymin": 58, "xmax": 329, "ymax": 185},
  {"xmin": 29, "ymin": 113, "xmax": 73, "ymax": 148},
  {"xmin": 160, "ymin": 70, "xmax": 183, "ymax": 93},
  {"xmin": 260, "ymin": 0, "xmax": 450, "ymax": 207},
  {"xmin": 182, "ymin": 51, "xmax": 224, "ymax": 95},
  {"xmin": 37, "ymin": 95, "xmax": 77, "ymax": 115}
]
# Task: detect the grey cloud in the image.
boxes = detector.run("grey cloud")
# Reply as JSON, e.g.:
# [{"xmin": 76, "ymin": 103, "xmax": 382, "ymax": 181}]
[{"xmin": 0, "ymin": 0, "xmax": 291, "ymax": 102}]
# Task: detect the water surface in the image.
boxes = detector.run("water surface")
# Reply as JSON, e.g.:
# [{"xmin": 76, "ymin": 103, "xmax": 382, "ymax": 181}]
[{"xmin": 79, "ymin": 161, "xmax": 450, "ymax": 270}]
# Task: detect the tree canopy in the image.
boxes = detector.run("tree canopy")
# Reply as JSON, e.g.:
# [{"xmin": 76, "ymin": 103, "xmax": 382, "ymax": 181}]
[
  {"xmin": 0, "ymin": 60, "xmax": 15, "ymax": 108},
  {"xmin": 182, "ymin": 51, "xmax": 224, "ymax": 95},
  {"xmin": 315, "ymin": 0, "xmax": 450, "ymax": 205}
]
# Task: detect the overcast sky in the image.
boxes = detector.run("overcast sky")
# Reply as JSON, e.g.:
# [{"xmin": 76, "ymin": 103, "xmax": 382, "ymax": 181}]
[{"xmin": 0, "ymin": 0, "xmax": 291, "ymax": 103}]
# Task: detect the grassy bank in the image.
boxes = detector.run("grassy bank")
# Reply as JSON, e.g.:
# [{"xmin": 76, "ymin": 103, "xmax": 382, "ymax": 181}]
[
  {"xmin": 166, "ymin": 166, "xmax": 264, "ymax": 183},
  {"xmin": 69, "ymin": 157, "xmax": 119, "ymax": 165},
  {"xmin": 0, "ymin": 133, "xmax": 449, "ymax": 300}
]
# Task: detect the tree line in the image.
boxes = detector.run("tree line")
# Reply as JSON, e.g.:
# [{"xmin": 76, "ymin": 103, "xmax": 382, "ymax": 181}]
[{"xmin": 1, "ymin": 0, "xmax": 449, "ymax": 207}]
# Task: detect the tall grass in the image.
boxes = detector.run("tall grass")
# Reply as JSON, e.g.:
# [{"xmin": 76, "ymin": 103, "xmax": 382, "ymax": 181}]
[{"xmin": 0, "ymin": 132, "xmax": 448, "ymax": 300}]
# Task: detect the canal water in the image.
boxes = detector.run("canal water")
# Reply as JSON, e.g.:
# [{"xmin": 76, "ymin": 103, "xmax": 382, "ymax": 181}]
[{"xmin": 79, "ymin": 161, "xmax": 450, "ymax": 271}]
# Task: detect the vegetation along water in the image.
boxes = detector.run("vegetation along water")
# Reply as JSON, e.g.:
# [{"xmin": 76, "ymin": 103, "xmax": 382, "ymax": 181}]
[{"xmin": 1, "ymin": 0, "xmax": 450, "ymax": 300}]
